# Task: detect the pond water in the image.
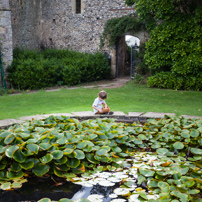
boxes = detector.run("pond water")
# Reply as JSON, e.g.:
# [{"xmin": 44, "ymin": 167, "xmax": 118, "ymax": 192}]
[{"xmin": 0, "ymin": 176, "xmax": 121, "ymax": 202}]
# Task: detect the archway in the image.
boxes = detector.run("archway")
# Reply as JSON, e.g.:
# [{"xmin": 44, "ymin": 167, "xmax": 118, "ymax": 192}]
[{"xmin": 115, "ymin": 35, "xmax": 140, "ymax": 78}]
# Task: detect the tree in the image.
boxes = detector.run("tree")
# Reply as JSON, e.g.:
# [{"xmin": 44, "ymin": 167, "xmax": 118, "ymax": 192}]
[{"xmin": 125, "ymin": 0, "xmax": 202, "ymax": 90}]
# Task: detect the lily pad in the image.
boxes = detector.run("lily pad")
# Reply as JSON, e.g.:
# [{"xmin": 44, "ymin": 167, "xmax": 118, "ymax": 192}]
[
  {"xmin": 32, "ymin": 164, "xmax": 50, "ymax": 176},
  {"xmin": 173, "ymin": 142, "xmax": 184, "ymax": 150}
]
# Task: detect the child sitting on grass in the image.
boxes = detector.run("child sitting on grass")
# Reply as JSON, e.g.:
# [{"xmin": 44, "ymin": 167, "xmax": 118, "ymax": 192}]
[{"xmin": 92, "ymin": 90, "xmax": 113, "ymax": 115}]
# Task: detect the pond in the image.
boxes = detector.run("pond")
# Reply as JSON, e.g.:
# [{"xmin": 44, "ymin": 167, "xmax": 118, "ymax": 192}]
[{"xmin": 0, "ymin": 116, "xmax": 201, "ymax": 202}]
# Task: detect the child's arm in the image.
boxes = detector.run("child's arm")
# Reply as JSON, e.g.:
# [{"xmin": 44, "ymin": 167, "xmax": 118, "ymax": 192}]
[
  {"xmin": 92, "ymin": 105, "xmax": 103, "ymax": 113},
  {"xmin": 103, "ymin": 103, "xmax": 108, "ymax": 109}
]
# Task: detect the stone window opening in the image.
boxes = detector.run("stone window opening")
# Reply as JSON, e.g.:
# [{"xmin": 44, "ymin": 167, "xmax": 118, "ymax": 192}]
[
  {"xmin": 76, "ymin": 0, "xmax": 81, "ymax": 14},
  {"xmin": 71, "ymin": 0, "xmax": 84, "ymax": 14}
]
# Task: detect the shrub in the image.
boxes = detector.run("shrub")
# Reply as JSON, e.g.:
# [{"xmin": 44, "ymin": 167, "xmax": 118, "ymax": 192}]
[
  {"xmin": 147, "ymin": 72, "xmax": 202, "ymax": 91},
  {"xmin": 7, "ymin": 49, "xmax": 111, "ymax": 90}
]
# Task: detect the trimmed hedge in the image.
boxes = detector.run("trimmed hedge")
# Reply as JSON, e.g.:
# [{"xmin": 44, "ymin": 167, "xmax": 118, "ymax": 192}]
[
  {"xmin": 147, "ymin": 72, "xmax": 202, "ymax": 91},
  {"xmin": 7, "ymin": 48, "xmax": 111, "ymax": 90}
]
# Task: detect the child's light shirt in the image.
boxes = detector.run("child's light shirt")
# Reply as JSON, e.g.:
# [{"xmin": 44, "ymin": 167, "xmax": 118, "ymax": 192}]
[{"xmin": 93, "ymin": 97, "xmax": 106, "ymax": 114}]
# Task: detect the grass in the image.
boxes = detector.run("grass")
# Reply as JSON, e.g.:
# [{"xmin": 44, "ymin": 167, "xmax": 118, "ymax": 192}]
[{"xmin": 0, "ymin": 81, "xmax": 202, "ymax": 120}]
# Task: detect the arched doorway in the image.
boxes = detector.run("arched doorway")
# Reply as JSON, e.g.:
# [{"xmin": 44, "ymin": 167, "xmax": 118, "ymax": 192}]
[{"xmin": 116, "ymin": 35, "xmax": 140, "ymax": 78}]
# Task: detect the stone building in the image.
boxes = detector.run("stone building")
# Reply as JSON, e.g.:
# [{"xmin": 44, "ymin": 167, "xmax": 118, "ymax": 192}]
[
  {"xmin": 0, "ymin": 0, "xmax": 13, "ymax": 69},
  {"xmin": 1, "ymin": 0, "xmax": 147, "ymax": 78}
]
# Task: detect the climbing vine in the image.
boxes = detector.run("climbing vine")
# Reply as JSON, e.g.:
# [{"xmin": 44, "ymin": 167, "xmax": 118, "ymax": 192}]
[{"xmin": 100, "ymin": 15, "xmax": 145, "ymax": 48}]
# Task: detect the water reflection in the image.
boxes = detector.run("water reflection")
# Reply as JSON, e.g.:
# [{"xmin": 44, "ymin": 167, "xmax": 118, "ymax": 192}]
[
  {"xmin": 0, "ymin": 177, "xmax": 124, "ymax": 202},
  {"xmin": 0, "ymin": 177, "xmax": 81, "ymax": 202},
  {"xmin": 71, "ymin": 183, "xmax": 120, "ymax": 202}
]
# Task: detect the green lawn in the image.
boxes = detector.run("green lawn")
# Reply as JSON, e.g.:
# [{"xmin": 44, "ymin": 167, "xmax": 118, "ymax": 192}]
[{"xmin": 0, "ymin": 81, "xmax": 202, "ymax": 120}]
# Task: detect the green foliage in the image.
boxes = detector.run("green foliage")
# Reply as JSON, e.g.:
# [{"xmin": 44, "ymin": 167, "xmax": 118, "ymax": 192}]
[
  {"xmin": 135, "ymin": 42, "xmax": 150, "ymax": 76},
  {"xmin": 147, "ymin": 72, "xmax": 202, "ymax": 91},
  {"xmin": 7, "ymin": 48, "xmax": 111, "ymax": 90},
  {"xmin": 125, "ymin": 0, "xmax": 202, "ymax": 91},
  {"xmin": 0, "ymin": 115, "xmax": 202, "ymax": 202},
  {"xmin": 100, "ymin": 15, "xmax": 145, "ymax": 47}
]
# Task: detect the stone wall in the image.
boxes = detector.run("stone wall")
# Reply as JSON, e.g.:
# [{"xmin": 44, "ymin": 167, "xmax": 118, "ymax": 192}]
[
  {"xmin": 0, "ymin": 0, "xmax": 13, "ymax": 71},
  {"xmin": 8, "ymin": 0, "xmax": 148, "ymax": 78},
  {"xmin": 9, "ymin": 0, "xmax": 135, "ymax": 52}
]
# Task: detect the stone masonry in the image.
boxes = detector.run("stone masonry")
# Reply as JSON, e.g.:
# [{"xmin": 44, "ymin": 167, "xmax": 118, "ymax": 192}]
[
  {"xmin": 0, "ymin": 0, "xmax": 13, "ymax": 71},
  {"xmin": 1, "ymin": 0, "xmax": 148, "ymax": 77},
  {"xmin": 9, "ymin": 0, "xmax": 136, "ymax": 52}
]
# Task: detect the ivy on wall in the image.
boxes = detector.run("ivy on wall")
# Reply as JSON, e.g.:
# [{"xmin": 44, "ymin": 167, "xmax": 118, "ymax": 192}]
[
  {"xmin": 100, "ymin": 15, "xmax": 145, "ymax": 48},
  {"xmin": 125, "ymin": 0, "xmax": 202, "ymax": 91}
]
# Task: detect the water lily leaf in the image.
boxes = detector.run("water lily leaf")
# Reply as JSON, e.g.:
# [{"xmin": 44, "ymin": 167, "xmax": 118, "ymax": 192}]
[
  {"xmin": 87, "ymin": 194, "xmax": 104, "ymax": 202},
  {"xmin": 158, "ymin": 181, "xmax": 170, "ymax": 193},
  {"xmin": 0, "ymin": 131, "xmax": 11, "ymax": 138},
  {"xmin": 4, "ymin": 134, "xmax": 15, "ymax": 144},
  {"xmin": 54, "ymin": 156, "xmax": 68, "ymax": 165},
  {"xmin": 39, "ymin": 143, "xmax": 52, "ymax": 150},
  {"xmin": 37, "ymin": 198, "xmax": 52, "ymax": 202},
  {"xmin": 40, "ymin": 154, "xmax": 53, "ymax": 164},
  {"xmin": 64, "ymin": 132, "xmax": 73, "ymax": 140},
  {"xmin": 54, "ymin": 167, "xmax": 64, "ymax": 177},
  {"xmin": 188, "ymin": 189, "xmax": 200, "ymax": 194},
  {"xmin": 67, "ymin": 151, "xmax": 77, "ymax": 158},
  {"xmin": 66, "ymin": 158, "xmax": 80, "ymax": 168},
  {"xmin": 0, "ymin": 182, "xmax": 11, "ymax": 190},
  {"xmin": 51, "ymin": 150, "xmax": 64, "ymax": 159},
  {"xmin": 56, "ymin": 164, "xmax": 70, "ymax": 171},
  {"xmin": 74, "ymin": 149, "xmax": 85, "ymax": 159},
  {"xmin": 13, "ymin": 150, "xmax": 26, "ymax": 163},
  {"xmin": 137, "ymin": 175, "xmax": 146, "ymax": 185},
  {"xmin": 7, "ymin": 171, "xmax": 24, "ymax": 179},
  {"xmin": 96, "ymin": 149, "xmax": 108, "ymax": 156},
  {"xmin": 33, "ymin": 164, "xmax": 50, "ymax": 176},
  {"xmin": 138, "ymin": 134, "xmax": 147, "ymax": 140},
  {"xmin": 139, "ymin": 168, "xmax": 155, "ymax": 177},
  {"xmin": 171, "ymin": 191, "xmax": 188, "ymax": 201},
  {"xmin": 114, "ymin": 188, "xmax": 130, "ymax": 196},
  {"xmin": 27, "ymin": 144, "xmax": 39, "ymax": 154},
  {"xmin": 10, "ymin": 163, "xmax": 22, "ymax": 172},
  {"xmin": 77, "ymin": 141, "xmax": 87, "ymax": 149},
  {"xmin": 72, "ymin": 163, "xmax": 85, "ymax": 174},
  {"xmin": 173, "ymin": 142, "xmax": 184, "ymax": 150},
  {"xmin": 58, "ymin": 199, "xmax": 73, "ymax": 202},
  {"xmin": 0, "ymin": 146, "xmax": 7, "ymax": 154},
  {"xmin": 28, "ymin": 158, "xmax": 40, "ymax": 165},
  {"xmin": 191, "ymin": 148, "xmax": 202, "ymax": 155},
  {"xmin": 68, "ymin": 137, "xmax": 79, "ymax": 143},
  {"xmin": 157, "ymin": 148, "xmax": 169, "ymax": 155},
  {"xmin": 86, "ymin": 153, "xmax": 99, "ymax": 164},
  {"xmin": 181, "ymin": 132, "xmax": 190, "ymax": 138},
  {"xmin": 18, "ymin": 133, "xmax": 31, "ymax": 139},
  {"xmin": 148, "ymin": 180, "xmax": 158, "ymax": 188},
  {"xmin": 133, "ymin": 139, "xmax": 143, "ymax": 145},
  {"xmin": 112, "ymin": 147, "xmax": 122, "ymax": 153},
  {"xmin": 63, "ymin": 172, "xmax": 76, "ymax": 180},
  {"xmin": 89, "ymin": 134, "xmax": 98, "ymax": 140},
  {"xmin": 20, "ymin": 161, "xmax": 35, "ymax": 170},
  {"xmin": 5, "ymin": 145, "xmax": 19, "ymax": 158},
  {"xmin": 135, "ymin": 127, "xmax": 143, "ymax": 133},
  {"xmin": 185, "ymin": 180, "xmax": 195, "ymax": 187},
  {"xmin": 0, "ymin": 164, "xmax": 6, "ymax": 170},
  {"xmin": 57, "ymin": 137, "xmax": 67, "ymax": 145},
  {"xmin": 190, "ymin": 130, "xmax": 199, "ymax": 138},
  {"xmin": 12, "ymin": 181, "xmax": 22, "ymax": 189},
  {"xmin": 63, "ymin": 148, "xmax": 74, "ymax": 155}
]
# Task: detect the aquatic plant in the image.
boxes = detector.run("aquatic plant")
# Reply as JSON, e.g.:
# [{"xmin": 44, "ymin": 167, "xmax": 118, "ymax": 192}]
[{"xmin": 0, "ymin": 115, "xmax": 201, "ymax": 201}]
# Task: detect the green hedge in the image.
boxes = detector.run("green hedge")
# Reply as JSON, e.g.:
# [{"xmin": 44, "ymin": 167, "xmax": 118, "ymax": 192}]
[
  {"xmin": 7, "ymin": 48, "xmax": 111, "ymax": 90},
  {"xmin": 147, "ymin": 72, "xmax": 202, "ymax": 91}
]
